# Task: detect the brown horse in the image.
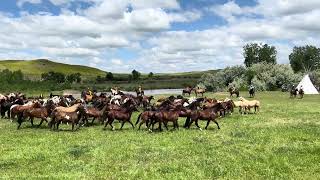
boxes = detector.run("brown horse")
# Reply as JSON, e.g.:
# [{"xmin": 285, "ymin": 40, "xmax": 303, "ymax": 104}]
[
  {"xmin": 10, "ymin": 101, "xmax": 41, "ymax": 120},
  {"xmin": 187, "ymin": 108, "xmax": 220, "ymax": 130},
  {"xmin": 85, "ymin": 105, "xmax": 108, "ymax": 125},
  {"xmin": 229, "ymin": 87, "xmax": 239, "ymax": 97},
  {"xmin": 17, "ymin": 100, "xmax": 55, "ymax": 129},
  {"xmin": 49, "ymin": 105, "xmax": 87, "ymax": 131},
  {"xmin": 151, "ymin": 105, "xmax": 185, "ymax": 131},
  {"xmin": 103, "ymin": 100, "xmax": 138, "ymax": 130},
  {"xmin": 194, "ymin": 87, "xmax": 206, "ymax": 97},
  {"xmin": 135, "ymin": 109, "xmax": 156, "ymax": 130},
  {"xmin": 182, "ymin": 87, "xmax": 193, "ymax": 96}
]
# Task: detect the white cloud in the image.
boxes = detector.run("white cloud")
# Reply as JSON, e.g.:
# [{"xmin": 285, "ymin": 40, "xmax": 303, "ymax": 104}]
[
  {"xmin": 3, "ymin": 0, "xmax": 320, "ymax": 73},
  {"xmin": 17, "ymin": 0, "xmax": 42, "ymax": 8},
  {"xmin": 111, "ymin": 59, "xmax": 123, "ymax": 65}
]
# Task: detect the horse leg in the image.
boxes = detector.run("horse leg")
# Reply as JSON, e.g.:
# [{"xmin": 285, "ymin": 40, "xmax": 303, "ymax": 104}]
[
  {"xmin": 183, "ymin": 117, "xmax": 190, "ymax": 128},
  {"xmin": 109, "ymin": 119, "xmax": 115, "ymax": 130},
  {"xmin": 72, "ymin": 122, "xmax": 75, "ymax": 131},
  {"xmin": 128, "ymin": 120, "xmax": 135, "ymax": 129},
  {"xmin": 163, "ymin": 121, "xmax": 169, "ymax": 130},
  {"xmin": 213, "ymin": 120, "xmax": 220, "ymax": 129},
  {"xmin": 195, "ymin": 120, "xmax": 201, "ymax": 129},
  {"xmin": 159, "ymin": 122, "xmax": 163, "ymax": 131},
  {"xmin": 174, "ymin": 121, "xmax": 179, "ymax": 130},
  {"xmin": 205, "ymin": 120, "xmax": 211, "ymax": 130},
  {"xmin": 120, "ymin": 121, "xmax": 126, "ymax": 130},
  {"xmin": 38, "ymin": 118, "xmax": 45, "ymax": 127},
  {"xmin": 30, "ymin": 117, "xmax": 34, "ymax": 127}
]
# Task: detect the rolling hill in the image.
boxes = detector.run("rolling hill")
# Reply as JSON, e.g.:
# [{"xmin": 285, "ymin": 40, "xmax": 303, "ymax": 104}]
[{"xmin": 0, "ymin": 59, "xmax": 106, "ymax": 80}]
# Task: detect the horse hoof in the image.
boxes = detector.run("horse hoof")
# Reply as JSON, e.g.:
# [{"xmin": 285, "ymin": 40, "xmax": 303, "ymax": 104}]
[
  {"xmin": 148, "ymin": 129, "xmax": 153, "ymax": 133},
  {"xmin": 199, "ymin": 128, "xmax": 203, "ymax": 131}
]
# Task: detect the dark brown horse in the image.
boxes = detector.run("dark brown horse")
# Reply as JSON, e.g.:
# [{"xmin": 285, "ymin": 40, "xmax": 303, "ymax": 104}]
[
  {"xmin": 187, "ymin": 108, "xmax": 220, "ymax": 130},
  {"xmin": 229, "ymin": 87, "xmax": 239, "ymax": 97},
  {"xmin": 151, "ymin": 105, "xmax": 185, "ymax": 131},
  {"xmin": 85, "ymin": 105, "xmax": 108, "ymax": 125},
  {"xmin": 103, "ymin": 100, "xmax": 138, "ymax": 130},
  {"xmin": 135, "ymin": 108, "xmax": 156, "ymax": 130},
  {"xmin": 182, "ymin": 87, "xmax": 193, "ymax": 96}
]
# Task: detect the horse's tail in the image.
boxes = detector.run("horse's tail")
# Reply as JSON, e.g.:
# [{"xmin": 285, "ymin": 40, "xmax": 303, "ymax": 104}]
[{"xmin": 135, "ymin": 112, "xmax": 142, "ymax": 125}]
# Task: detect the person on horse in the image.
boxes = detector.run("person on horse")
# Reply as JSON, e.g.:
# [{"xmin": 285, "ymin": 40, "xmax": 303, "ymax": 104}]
[
  {"xmin": 86, "ymin": 87, "xmax": 92, "ymax": 96},
  {"xmin": 138, "ymin": 85, "xmax": 143, "ymax": 93}
]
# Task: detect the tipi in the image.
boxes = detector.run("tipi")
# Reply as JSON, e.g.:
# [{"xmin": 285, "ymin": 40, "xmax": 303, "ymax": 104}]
[{"xmin": 297, "ymin": 74, "xmax": 319, "ymax": 94}]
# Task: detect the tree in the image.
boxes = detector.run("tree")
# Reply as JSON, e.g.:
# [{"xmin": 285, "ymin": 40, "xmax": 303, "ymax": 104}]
[
  {"xmin": 243, "ymin": 43, "xmax": 277, "ymax": 67},
  {"xmin": 96, "ymin": 75, "xmax": 103, "ymax": 83},
  {"xmin": 131, "ymin": 69, "xmax": 141, "ymax": 80},
  {"xmin": 41, "ymin": 71, "xmax": 65, "ymax": 83},
  {"xmin": 66, "ymin": 73, "xmax": 81, "ymax": 83},
  {"xmin": 148, "ymin": 72, "xmax": 154, "ymax": 78},
  {"xmin": 289, "ymin": 45, "xmax": 320, "ymax": 73},
  {"xmin": 105, "ymin": 72, "xmax": 114, "ymax": 81}
]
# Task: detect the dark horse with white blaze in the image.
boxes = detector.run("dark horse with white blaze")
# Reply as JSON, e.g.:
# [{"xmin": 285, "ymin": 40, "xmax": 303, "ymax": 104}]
[
  {"xmin": 249, "ymin": 86, "xmax": 255, "ymax": 98},
  {"xmin": 229, "ymin": 87, "xmax": 239, "ymax": 97}
]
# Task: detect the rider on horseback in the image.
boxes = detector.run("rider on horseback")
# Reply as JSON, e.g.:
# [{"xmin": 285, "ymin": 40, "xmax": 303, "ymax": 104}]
[{"xmin": 86, "ymin": 87, "xmax": 92, "ymax": 96}]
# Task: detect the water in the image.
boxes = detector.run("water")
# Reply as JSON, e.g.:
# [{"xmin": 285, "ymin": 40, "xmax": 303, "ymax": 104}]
[
  {"xmin": 122, "ymin": 89, "xmax": 183, "ymax": 96},
  {"xmin": 69, "ymin": 89, "xmax": 184, "ymax": 98}
]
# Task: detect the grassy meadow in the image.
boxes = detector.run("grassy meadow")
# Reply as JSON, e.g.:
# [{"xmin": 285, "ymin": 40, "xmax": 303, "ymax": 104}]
[{"xmin": 0, "ymin": 91, "xmax": 319, "ymax": 179}]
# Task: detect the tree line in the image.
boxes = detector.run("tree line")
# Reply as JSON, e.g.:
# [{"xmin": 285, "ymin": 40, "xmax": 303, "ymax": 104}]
[
  {"xmin": 0, "ymin": 69, "xmax": 71, "ymax": 92},
  {"xmin": 96, "ymin": 70, "xmax": 154, "ymax": 82},
  {"xmin": 199, "ymin": 43, "xmax": 320, "ymax": 91}
]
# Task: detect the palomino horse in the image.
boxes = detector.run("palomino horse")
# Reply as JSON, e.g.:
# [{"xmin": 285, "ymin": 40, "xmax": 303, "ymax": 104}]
[
  {"xmin": 194, "ymin": 88, "xmax": 206, "ymax": 97},
  {"xmin": 229, "ymin": 87, "xmax": 239, "ymax": 97},
  {"xmin": 239, "ymin": 97, "xmax": 260, "ymax": 114},
  {"xmin": 182, "ymin": 87, "xmax": 193, "ymax": 96}
]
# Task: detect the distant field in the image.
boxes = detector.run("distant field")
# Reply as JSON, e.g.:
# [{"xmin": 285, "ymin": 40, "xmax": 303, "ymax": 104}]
[
  {"xmin": 0, "ymin": 91, "xmax": 319, "ymax": 179},
  {"xmin": 0, "ymin": 59, "xmax": 218, "ymax": 90}
]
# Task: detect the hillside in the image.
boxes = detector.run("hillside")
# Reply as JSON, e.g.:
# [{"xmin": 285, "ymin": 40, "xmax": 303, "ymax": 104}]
[{"xmin": 0, "ymin": 59, "xmax": 106, "ymax": 80}]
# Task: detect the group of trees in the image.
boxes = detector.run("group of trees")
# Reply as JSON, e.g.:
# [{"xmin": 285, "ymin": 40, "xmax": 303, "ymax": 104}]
[
  {"xmin": 0, "ymin": 69, "xmax": 71, "ymax": 92},
  {"xmin": 199, "ymin": 43, "xmax": 320, "ymax": 91},
  {"xmin": 96, "ymin": 70, "xmax": 154, "ymax": 83},
  {"xmin": 41, "ymin": 71, "xmax": 81, "ymax": 83}
]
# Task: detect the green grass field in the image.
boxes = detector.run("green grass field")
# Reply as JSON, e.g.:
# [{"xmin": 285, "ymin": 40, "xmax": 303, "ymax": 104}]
[{"xmin": 0, "ymin": 92, "xmax": 319, "ymax": 179}]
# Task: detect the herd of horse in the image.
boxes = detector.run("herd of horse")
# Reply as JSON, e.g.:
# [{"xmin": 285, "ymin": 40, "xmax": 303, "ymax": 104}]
[{"xmin": 0, "ymin": 89, "xmax": 261, "ymax": 132}]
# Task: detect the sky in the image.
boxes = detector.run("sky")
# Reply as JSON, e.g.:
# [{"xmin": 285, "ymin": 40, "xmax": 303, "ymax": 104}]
[{"xmin": 0, "ymin": 0, "xmax": 319, "ymax": 73}]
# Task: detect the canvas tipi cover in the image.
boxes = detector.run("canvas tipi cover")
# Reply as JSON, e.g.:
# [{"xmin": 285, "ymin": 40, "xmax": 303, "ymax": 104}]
[{"xmin": 297, "ymin": 74, "xmax": 319, "ymax": 94}]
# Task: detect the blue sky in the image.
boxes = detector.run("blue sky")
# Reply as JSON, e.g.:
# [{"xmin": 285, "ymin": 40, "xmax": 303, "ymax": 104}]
[{"xmin": 0, "ymin": 0, "xmax": 319, "ymax": 72}]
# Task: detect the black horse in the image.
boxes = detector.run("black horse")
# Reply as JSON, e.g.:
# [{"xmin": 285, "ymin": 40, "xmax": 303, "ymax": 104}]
[
  {"xmin": 299, "ymin": 89, "xmax": 304, "ymax": 99},
  {"xmin": 249, "ymin": 87, "xmax": 255, "ymax": 98},
  {"xmin": 290, "ymin": 88, "xmax": 298, "ymax": 98}
]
